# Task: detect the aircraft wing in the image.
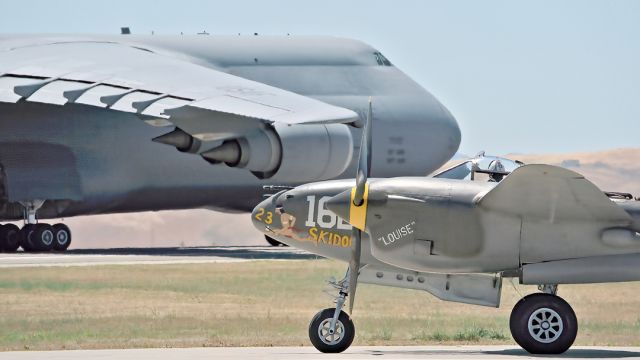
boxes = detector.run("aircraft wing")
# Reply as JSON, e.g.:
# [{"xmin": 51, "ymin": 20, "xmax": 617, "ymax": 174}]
[
  {"xmin": 0, "ymin": 39, "xmax": 358, "ymax": 142},
  {"xmin": 478, "ymin": 164, "xmax": 632, "ymax": 224}
]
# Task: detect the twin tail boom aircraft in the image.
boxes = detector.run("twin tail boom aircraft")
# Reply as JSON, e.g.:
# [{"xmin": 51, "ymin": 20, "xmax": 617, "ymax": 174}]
[{"xmin": 252, "ymin": 99, "xmax": 640, "ymax": 354}]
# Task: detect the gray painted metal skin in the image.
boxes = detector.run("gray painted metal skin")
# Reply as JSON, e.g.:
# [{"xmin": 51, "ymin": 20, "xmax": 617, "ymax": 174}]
[
  {"xmin": 251, "ymin": 162, "xmax": 640, "ymax": 307},
  {"xmin": 0, "ymin": 34, "xmax": 461, "ymax": 220}
]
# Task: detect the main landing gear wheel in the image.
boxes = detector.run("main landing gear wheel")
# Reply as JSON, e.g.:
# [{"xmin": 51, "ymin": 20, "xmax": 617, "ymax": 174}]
[
  {"xmin": 52, "ymin": 223, "xmax": 71, "ymax": 251},
  {"xmin": 510, "ymin": 293, "xmax": 577, "ymax": 354},
  {"xmin": 309, "ymin": 308, "xmax": 355, "ymax": 353},
  {"xmin": 264, "ymin": 235, "xmax": 288, "ymax": 247},
  {"xmin": 31, "ymin": 224, "xmax": 55, "ymax": 251},
  {"xmin": 19, "ymin": 224, "xmax": 37, "ymax": 252},
  {"xmin": 0, "ymin": 224, "xmax": 20, "ymax": 252}
]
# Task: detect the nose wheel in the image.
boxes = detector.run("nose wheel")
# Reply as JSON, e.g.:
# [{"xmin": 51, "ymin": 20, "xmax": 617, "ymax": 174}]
[
  {"xmin": 309, "ymin": 308, "xmax": 355, "ymax": 353},
  {"xmin": 308, "ymin": 269, "xmax": 356, "ymax": 353},
  {"xmin": 510, "ymin": 293, "xmax": 577, "ymax": 354}
]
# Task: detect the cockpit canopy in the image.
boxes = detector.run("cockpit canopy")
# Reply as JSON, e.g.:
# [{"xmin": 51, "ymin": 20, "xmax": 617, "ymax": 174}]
[{"xmin": 432, "ymin": 152, "xmax": 524, "ymax": 182}]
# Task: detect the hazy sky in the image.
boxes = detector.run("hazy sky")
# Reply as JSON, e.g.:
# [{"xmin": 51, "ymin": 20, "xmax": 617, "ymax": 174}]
[{"xmin": 1, "ymin": 0, "xmax": 638, "ymax": 155}]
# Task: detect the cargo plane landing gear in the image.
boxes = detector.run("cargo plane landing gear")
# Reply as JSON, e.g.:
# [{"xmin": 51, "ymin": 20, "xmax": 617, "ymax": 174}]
[
  {"xmin": 18, "ymin": 223, "xmax": 71, "ymax": 252},
  {"xmin": 0, "ymin": 224, "xmax": 20, "ymax": 252},
  {"xmin": 0, "ymin": 200, "xmax": 72, "ymax": 252},
  {"xmin": 19, "ymin": 223, "xmax": 54, "ymax": 251},
  {"xmin": 51, "ymin": 223, "xmax": 72, "ymax": 251}
]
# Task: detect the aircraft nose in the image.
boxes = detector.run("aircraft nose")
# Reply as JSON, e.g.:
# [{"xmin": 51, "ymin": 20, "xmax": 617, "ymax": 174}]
[
  {"xmin": 417, "ymin": 92, "xmax": 461, "ymax": 164},
  {"xmin": 374, "ymin": 92, "xmax": 461, "ymax": 176},
  {"xmin": 251, "ymin": 197, "xmax": 277, "ymax": 233},
  {"xmin": 439, "ymin": 104, "xmax": 461, "ymax": 156}
]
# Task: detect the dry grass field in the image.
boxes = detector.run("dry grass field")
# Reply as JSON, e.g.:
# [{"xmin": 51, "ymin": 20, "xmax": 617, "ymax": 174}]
[{"xmin": 1, "ymin": 260, "xmax": 640, "ymax": 350}]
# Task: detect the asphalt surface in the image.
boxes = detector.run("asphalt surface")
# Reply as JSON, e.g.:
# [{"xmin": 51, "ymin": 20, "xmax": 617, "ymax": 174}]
[
  {"xmin": 0, "ymin": 246, "xmax": 319, "ymax": 267},
  {"xmin": 1, "ymin": 346, "xmax": 639, "ymax": 359}
]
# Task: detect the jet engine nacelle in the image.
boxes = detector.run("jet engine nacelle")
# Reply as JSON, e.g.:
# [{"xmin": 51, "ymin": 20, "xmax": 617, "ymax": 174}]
[
  {"xmin": 271, "ymin": 123, "xmax": 353, "ymax": 182},
  {"xmin": 201, "ymin": 123, "xmax": 353, "ymax": 182}
]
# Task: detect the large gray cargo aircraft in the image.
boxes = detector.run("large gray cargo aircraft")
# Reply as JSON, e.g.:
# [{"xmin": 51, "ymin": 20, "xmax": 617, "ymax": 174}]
[{"xmin": 0, "ymin": 34, "xmax": 461, "ymax": 251}]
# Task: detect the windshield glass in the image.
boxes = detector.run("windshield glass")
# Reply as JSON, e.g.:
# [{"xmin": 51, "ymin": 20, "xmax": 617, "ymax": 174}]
[{"xmin": 432, "ymin": 154, "xmax": 523, "ymax": 182}]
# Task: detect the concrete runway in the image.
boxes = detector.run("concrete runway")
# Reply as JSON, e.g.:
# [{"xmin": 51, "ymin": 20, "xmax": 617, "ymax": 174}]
[
  {"xmin": 1, "ymin": 346, "xmax": 640, "ymax": 359},
  {"xmin": 0, "ymin": 246, "xmax": 318, "ymax": 267}
]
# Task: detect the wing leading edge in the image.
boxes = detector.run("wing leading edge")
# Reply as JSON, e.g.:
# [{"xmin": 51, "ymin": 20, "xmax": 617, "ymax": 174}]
[{"xmin": 0, "ymin": 40, "xmax": 358, "ymax": 141}]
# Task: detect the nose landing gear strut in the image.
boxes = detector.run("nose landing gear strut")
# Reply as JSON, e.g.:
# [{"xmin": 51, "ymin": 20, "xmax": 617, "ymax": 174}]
[{"xmin": 308, "ymin": 269, "xmax": 355, "ymax": 353}]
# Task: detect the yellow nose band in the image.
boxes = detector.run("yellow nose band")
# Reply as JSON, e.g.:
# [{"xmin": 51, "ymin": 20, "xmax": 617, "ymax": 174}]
[{"xmin": 349, "ymin": 183, "xmax": 369, "ymax": 230}]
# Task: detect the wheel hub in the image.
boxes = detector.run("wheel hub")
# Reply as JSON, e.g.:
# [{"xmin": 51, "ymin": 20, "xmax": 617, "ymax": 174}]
[
  {"xmin": 57, "ymin": 231, "xmax": 68, "ymax": 245},
  {"xmin": 318, "ymin": 318, "xmax": 344, "ymax": 345},
  {"xmin": 541, "ymin": 321, "xmax": 550, "ymax": 330},
  {"xmin": 528, "ymin": 307, "xmax": 563, "ymax": 344},
  {"xmin": 42, "ymin": 230, "xmax": 53, "ymax": 246}
]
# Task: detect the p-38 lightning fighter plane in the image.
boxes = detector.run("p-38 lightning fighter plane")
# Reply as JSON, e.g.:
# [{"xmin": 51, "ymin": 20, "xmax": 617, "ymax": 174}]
[{"xmin": 252, "ymin": 100, "xmax": 640, "ymax": 354}]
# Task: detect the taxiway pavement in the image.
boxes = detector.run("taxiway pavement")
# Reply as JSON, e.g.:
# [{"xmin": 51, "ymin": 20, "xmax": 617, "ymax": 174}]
[
  {"xmin": 0, "ymin": 246, "xmax": 318, "ymax": 267},
  {"xmin": 1, "ymin": 346, "xmax": 639, "ymax": 359}
]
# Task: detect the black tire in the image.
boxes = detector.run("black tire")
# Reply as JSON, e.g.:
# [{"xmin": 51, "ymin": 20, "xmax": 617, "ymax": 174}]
[
  {"xmin": 19, "ymin": 224, "xmax": 37, "ymax": 252},
  {"xmin": 30, "ymin": 224, "xmax": 55, "ymax": 252},
  {"xmin": 0, "ymin": 224, "xmax": 20, "ymax": 252},
  {"xmin": 510, "ymin": 293, "xmax": 577, "ymax": 354},
  {"xmin": 52, "ymin": 223, "xmax": 71, "ymax": 251},
  {"xmin": 265, "ymin": 235, "xmax": 288, "ymax": 247},
  {"xmin": 308, "ymin": 308, "xmax": 355, "ymax": 353},
  {"xmin": 0, "ymin": 224, "xmax": 9, "ymax": 251}
]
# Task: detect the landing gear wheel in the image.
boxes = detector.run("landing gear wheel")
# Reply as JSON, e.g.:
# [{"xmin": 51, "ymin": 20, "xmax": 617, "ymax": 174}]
[
  {"xmin": 309, "ymin": 308, "xmax": 355, "ymax": 353},
  {"xmin": 19, "ymin": 224, "xmax": 37, "ymax": 252},
  {"xmin": 31, "ymin": 224, "xmax": 55, "ymax": 251},
  {"xmin": 265, "ymin": 235, "xmax": 288, "ymax": 247},
  {"xmin": 52, "ymin": 223, "xmax": 71, "ymax": 251},
  {"xmin": 510, "ymin": 293, "xmax": 577, "ymax": 354},
  {"xmin": 0, "ymin": 224, "xmax": 20, "ymax": 252}
]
